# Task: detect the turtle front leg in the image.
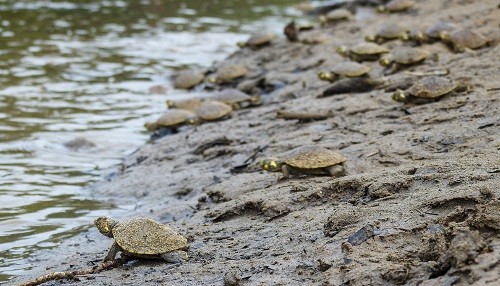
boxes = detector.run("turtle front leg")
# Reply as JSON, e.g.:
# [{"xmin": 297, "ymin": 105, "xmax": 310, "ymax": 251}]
[
  {"xmin": 280, "ymin": 165, "xmax": 290, "ymax": 180},
  {"xmin": 160, "ymin": 250, "xmax": 188, "ymax": 263},
  {"xmin": 326, "ymin": 165, "xmax": 346, "ymax": 177},
  {"xmin": 104, "ymin": 241, "xmax": 120, "ymax": 262}
]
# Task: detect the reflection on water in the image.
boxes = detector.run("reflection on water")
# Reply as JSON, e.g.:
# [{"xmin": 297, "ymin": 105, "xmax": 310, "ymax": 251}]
[{"xmin": 0, "ymin": 0, "xmax": 301, "ymax": 281}]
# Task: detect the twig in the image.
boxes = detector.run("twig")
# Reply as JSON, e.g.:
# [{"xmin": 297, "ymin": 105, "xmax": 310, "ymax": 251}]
[{"xmin": 19, "ymin": 258, "xmax": 126, "ymax": 286}]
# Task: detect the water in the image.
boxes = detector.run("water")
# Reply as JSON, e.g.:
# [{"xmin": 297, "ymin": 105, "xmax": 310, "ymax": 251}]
[{"xmin": 0, "ymin": 0, "xmax": 302, "ymax": 281}]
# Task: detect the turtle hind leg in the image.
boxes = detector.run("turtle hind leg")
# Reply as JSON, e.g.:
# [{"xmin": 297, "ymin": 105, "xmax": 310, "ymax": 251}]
[
  {"xmin": 160, "ymin": 250, "xmax": 188, "ymax": 263},
  {"xmin": 104, "ymin": 241, "xmax": 120, "ymax": 262},
  {"xmin": 279, "ymin": 165, "xmax": 291, "ymax": 181},
  {"xmin": 326, "ymin": 165, "xmax": 346, "ymax": 177}
]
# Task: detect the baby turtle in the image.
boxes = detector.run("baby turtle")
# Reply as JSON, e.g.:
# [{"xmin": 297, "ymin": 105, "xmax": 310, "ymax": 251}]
[
  {"xmin": 260, "ymin": 145, "xmax": 347, "ymax": 180},
  {"xmin": 144, "ymin": 109, "xmax": 199, "ymax": 131},
  {"xmin": 208, "ymin": 65, "xmax": 248, "ymax": 84},
  {"xmin": 196, "ymin": 100, "xmax": 233, "ymax": 121},
  {"xmin": 392, "ymin": 76, "xmax": 458, "ymax": 104},
  {"xmin": 377, "ymin": 0, "xmax": 415, "ymax": 13},
  {"xmin": 439, "ymin": 29, "xmax": 490, "ymax": 52},
  {"xmin": 165, "ymin": 98, "xmax": 202, "ymax": 112},
  {"xmin": 173, "ymin": 70, "xmax": 205, "ymax": 89},
  {"xmin": 318, "ymin": 61, "xmax": 371, "ymax": 82},
  {"xmin": 379, "ymin": 47, "xmax": 430, "ymax": 74},
  {"xmin": 337, "ymin": 42, "xmax": 389, "ymax": 61},
  {"xmin": 365, "ymin": 23, "xmax": 409, "ymax": 43},
  {"xmin": 238, "ymin": 32, "xmax": 277, "ymax": 48},
  {"xmin": 211, "ymin": 89, "xmax": 261, "ymax": 109},
  {"xmin": 425, "ymin": 22, "xmax": 457, "ymax": 41},
  {"xmin": 319, "ymin": 9, "xmax": 353, "ymax": 25},
  {"xmin": 320, "ymin": 78, "xmax": 382, "ymax": 97},
  {"xmin": 276, "ymin": 109, "xmax": 333, "ymax": 122},
  {"xmin": 94, "ymin": 217, "xmax": 188, "ymax": 262}
]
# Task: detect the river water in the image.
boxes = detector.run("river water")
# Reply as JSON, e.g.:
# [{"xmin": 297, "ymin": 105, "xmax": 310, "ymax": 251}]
[{"xmin": 0, "ymin": 0, "xmax": 302, "ymax": 281}]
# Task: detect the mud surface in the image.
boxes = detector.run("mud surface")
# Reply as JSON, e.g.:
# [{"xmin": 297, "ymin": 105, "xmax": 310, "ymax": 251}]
[{"xmin": 16, "ymin": 0, "xmax": 499, "ymax": 285}]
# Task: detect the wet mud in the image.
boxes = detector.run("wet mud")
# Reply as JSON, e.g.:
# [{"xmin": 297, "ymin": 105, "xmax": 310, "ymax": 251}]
[{"xmin": 16, "ymin": 0, "xmax": 499, "ymax": 285}]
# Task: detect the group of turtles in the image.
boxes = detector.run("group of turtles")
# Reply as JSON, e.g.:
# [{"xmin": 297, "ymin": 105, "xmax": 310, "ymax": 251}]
[
  {"xmin": 98, "ymin": 0, "xmax": 492, "ymax": 264},
  {"xmin": 308, "ymin": 0, "xmax": 489, "ymax": 103},
  {"xmin": 144, "ymin": 88, "xmax": 262, "ymax": 132}
]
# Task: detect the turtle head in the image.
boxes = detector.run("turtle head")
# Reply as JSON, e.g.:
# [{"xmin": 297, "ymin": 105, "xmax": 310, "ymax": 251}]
[
  {"xmin": 207, "ymin": 76, "xmax": 217, "ymax": 84},
  {"xmin": 166, "ymin": 100, "xmax": 175, "ymax": 108},
  {"xmin": 392, "ymin": 90, "xmax": 408, "ymax": 103},
  {"xmin": 376, "ymin": 5, "xmax": 386, "ymax": 13},
  {"xmin": 144, "ymin": 122, "xmax": 157, "ymax": 131},
  {"xmin": 94, "ymin": 216, "xmax": 117, "ymax": 238},
  {"xmin": 259, "ymin": 159, "xmax": 282, "ymax": 172},
  {"xmin": 412, "ymin": 32, "xmax": 425, "ymax": 42},
  {"xmin": 236, "ymin": 41, "xmax": 246, "ymax": 48},
  {"xmin": 364, "ymin": 35, "xmax": 376, "ymax": 42},
  {"xmin": 249, "ymin": 95, "xmax": 262, "ymax": 106},
  {"xmin": 186, "ymin": 117, "xmax": 201, "ymax": 125},
  {"xmin": 378, "ymin": 57, "xmax": 391, "ymax": 67},
  {"xmin": 318, "ymin": 71, "xmax": 336, "ymax": 82},
  {"xmin": 336, "ymin": 46, "xmax": 348, "ymax": 57},
  {"xmin": 318, "ymin": 15, "xmax": 327, "ymax": 26},
  {"xmin": 438, "ymin": 31, "xmax": 450, "ymax": 41},
  {"xmin": 399, "ymin": 32, "xmax": 409, "ymax": 41}
]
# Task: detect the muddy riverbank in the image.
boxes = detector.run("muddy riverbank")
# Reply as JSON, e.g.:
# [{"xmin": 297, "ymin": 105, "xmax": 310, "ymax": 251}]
[{"xmin": 16, "ymin": 0, "xmax": 499, "ymax": 285}]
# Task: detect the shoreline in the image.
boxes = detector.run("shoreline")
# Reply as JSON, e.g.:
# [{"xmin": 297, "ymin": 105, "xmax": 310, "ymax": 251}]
[{"xmin": 15, "ymin": 0, "xmax": 499, "ymax": 285}]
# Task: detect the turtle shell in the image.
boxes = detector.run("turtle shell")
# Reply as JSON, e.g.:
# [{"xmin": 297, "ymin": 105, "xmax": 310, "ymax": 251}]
[
  {"xmin": 174, "ymin": 70, "xmax": 205, "ymax": 89},
  {"xmin": 408, "ymin": 76, "xmax": 457, "ymax": 98},
  {"xmin": 211, "ymin": 89, "xmax": 253, "ymax": 105},
  {"xmin": 282, "ymin": 146, "xmax": 347, "ymax": 169},
  {"xmin": 351, "ymin": 42, "xmax": 389, "ymax": 55},
  {"xmin": 448, "ymin": 29, "xmax": 489, "ymax": 49},
  {"xmin": 155, "ymin": 109, "xmax": 197, "ymax": 127},
  {"xmin": 332, "ymin": 61, "xmax": 371, "ymax": 77},
  {"xmin": 425, "ymin": 22, "xmax": 456, "ymax": 39},
  {"xmin": 167, "ymin": 98, "xmax": 202, "ymax": 112},
  {"xmin": 391, "ymin": 47, "xmax": 429, "ymax": 64},
  {"xmin": 246, "ymin": 33, "xmax": 276, "ymax": 47},
  {"xmin": 196, "ymin": 100, "xmax": 232, "ymax": 121},
  {"xmin": 112, "ymin": 218, "xmax": 188, "ymax": 256},
  {"xmin": 384, "ymin": 0, "xmax": 415, "ymax": 12},
  {"xmin": 378, "ymin": 23, "xmax": 408, "ymax": 38},
  {"xmin": 325, "ymin": 9, "xmax": 353, "ymax": 21},
  {"xmin": 215, "ymin": 65, "xmax": 248, "ymax": 83}
]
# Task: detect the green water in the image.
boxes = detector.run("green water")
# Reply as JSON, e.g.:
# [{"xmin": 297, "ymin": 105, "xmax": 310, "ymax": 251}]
[{"xmin": 0, "ymin": 0, "xmax": 302, "ymax": 281}]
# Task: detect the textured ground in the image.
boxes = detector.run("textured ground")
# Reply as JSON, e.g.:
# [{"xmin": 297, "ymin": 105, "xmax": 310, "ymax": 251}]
[{"xmin": 16, "ymin": 0, "xmax": 499, "ymax": 285}]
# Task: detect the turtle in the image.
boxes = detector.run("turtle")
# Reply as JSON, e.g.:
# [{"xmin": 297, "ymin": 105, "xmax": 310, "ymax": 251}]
[
  {"xmin": 276, "ymin": 109, "xmax": 333, "ymax": 122},
  {"xmin": 319, "ymin": 78, "xmax": 382, "ymax": 97},
  {"xmin": 392, "ymin": 76, "xmax": 458, "ymax": 104},
  {"xmin": 337, "ymin": 42, "xmax": 389, "ymax": 61},
  {"xmin": 210, "ymin": 89, "xmax": 261, "ymax": 109},
  {"xmin": 208, "ymin": 65, "xmax": 248, "ymax": 84},
  {"xmin": 144, "ymin": 109, "xmax": 199, "ymax": 131},
  {"xmin": 237, "ymin": 32, "xmax": 277, "ymax": 49},
  {"xmin": 196, "ymin": 100, "xmax": 233, "ymax": 121},
  {"xmin": 424, "ymin": 22, "xmax": 457, "ymax": 40},
  {"xmin": 377, "ymin": 0, "xmax": 415, "ymax": 13},
  {"xmin": 260, "ymin": 145, "xmax": 347, "ymax": 180},
  {"xmin": 318, "ymin": 61, "xmax": 371, "ymax": 82},
  {"xmin": 94, "ymin": 217, "xmax": 188, "ymax": 263},
  {"xmin": 173, "ymin": 70, "xmax": 205, "ymax": 89},
  {"xmin": 319, "ymin": 9, "xmax": 353, "ymax": 25},
  {"xmin": 365, "ymin": 23, "xmax": 409, "ymax": 43},
  {"xmin": 379, "ymin": 47, "xmax": 430, "ymax": 74},
  {"xmin": 165, "ymin": 98, "xmax": 202, "ymax": 112},
  {"xmin": 284, "ymin": 21, "xmax": 299, "ymax": 42},
  {"xmin": 439, "ymin": 29, "xmax": 490, "ymax": 52}
]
